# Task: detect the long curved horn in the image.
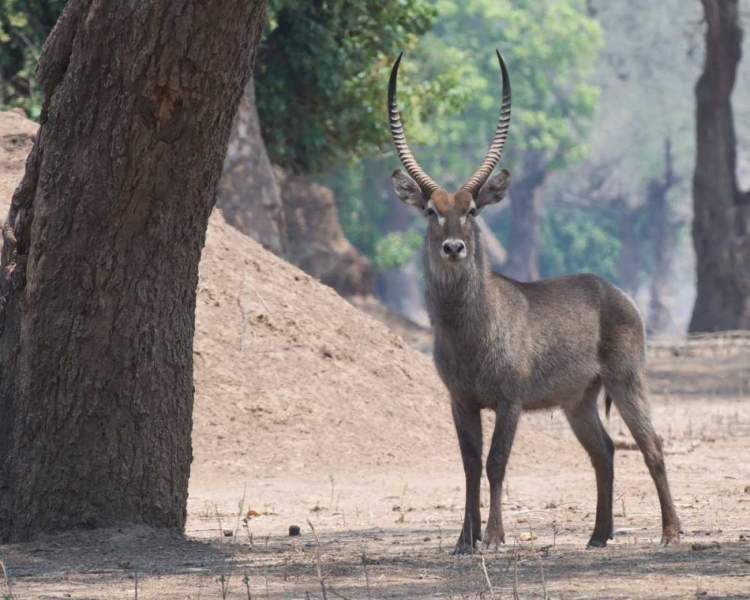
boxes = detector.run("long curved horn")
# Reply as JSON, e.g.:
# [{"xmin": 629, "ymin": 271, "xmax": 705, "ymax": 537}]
[
  {"xmin": 388, "ymin": 52, "xmax": 440, "ymax": 199},
  {"xmin": 461, "ymin": 50, "xmax": 512, "ymax": 197}
]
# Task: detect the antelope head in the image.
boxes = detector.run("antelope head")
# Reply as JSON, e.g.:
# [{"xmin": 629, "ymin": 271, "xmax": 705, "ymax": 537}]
[{"xmin": 388, "ymin": 51, "xmax": 512, "ymax": 264}]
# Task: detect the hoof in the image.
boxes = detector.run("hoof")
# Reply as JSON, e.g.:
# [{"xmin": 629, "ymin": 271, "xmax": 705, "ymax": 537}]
[
  {"xmin": 661, "ymin": 524, "xmax": 680, "ymax": 546},
  {"xmin": 480, "ymin": 528, "xmax": 505, "ymax": 552},
  {"xmin": 453, "ymin": 532, "xmax": 482, "ymax": 555},
  {"xmin": 586, "ymin": 537, "xmax": 608, "ymax": 548},
  {"xmin": 453, "ymin": 545, "xmax": 477, "ymax": 555}
]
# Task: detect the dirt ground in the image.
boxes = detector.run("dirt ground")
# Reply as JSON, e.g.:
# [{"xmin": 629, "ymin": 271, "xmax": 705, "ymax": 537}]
[
  {"xmin": 3, "ymin": 347, "xmax": 749, "ymax": 599},
  {"xmin": 1, "ymin": 110, "xmax": 750, "ymax": 599}
]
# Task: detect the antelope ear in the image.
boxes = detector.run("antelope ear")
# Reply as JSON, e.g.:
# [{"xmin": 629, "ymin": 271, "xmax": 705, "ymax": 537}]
[
  {"xmin": 476, "ymin": 169, "xmax": 511, "ymax": 209},
  {"xmin": 391, "ymin": 169, "xmax": 426, "ymax": 209}
]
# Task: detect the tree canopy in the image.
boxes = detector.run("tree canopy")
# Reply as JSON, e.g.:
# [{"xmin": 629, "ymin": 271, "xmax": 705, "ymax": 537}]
[
  {"xmin": 329, "ymin": 0, "xmax": 603, "ymax": 270},
  {"xmin": 255, "ymin": 0, "xmax": 464, "ymax": 174},
  {"xmin": 0, "ymin": 0, "xmax": 67, "ymax": 117},
  {"xmin": 411, "ymin": 0, "xmax": 602, "ymax": 186}
]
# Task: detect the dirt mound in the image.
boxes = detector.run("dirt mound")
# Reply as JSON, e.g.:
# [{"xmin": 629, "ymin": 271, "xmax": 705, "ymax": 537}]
[
  {"xmin": 350, "ymin": 294, "xmax": 434, "ymax": 353},
  {"xmin": 0, "ymin": 110, "xmax": 452, "ymax": 479},
  {"xmin": 192, "ymin": 211, "xmax": 456, "ymax": 479},
  {"xmin": 0, "ymin": 109, "xmax": 549, "ymax": 487}
]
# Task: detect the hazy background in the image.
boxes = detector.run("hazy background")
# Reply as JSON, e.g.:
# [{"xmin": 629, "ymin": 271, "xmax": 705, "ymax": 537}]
[{"xmin": 3, "ymin": 0, "xmax": 749, "ymax": 336}]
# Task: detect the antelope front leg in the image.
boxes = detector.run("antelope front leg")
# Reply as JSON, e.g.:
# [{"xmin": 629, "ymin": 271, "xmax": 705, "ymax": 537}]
[
  {"xmin": 483, "ymin": 401, "xmax": 521, "ymax": 551},
  {"xmin": 451, "ymin": 397, "xmax": 483, "ymax": 554}
]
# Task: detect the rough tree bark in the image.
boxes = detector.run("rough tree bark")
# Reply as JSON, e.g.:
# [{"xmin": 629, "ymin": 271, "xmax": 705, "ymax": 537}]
[
  {"xmin": 217, "ymin": 79, "xmax": 288, "ymax": 257},
  {"xmin": 0, "ymin": 0, "xmax": 267, "ymax": 542},
  {"xmin": 690, "ymin": 0, "xmax": 750, "ymax": 332},
  {"xmin": 504, "ymin": 151, "xmax": 546, "ymax": 282}
]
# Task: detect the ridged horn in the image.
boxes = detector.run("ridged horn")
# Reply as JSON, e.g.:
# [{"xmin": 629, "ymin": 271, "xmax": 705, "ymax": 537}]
[
  {"xmin": 388, "ymin": 52, "xmax": 440, "ymax": 199},
  {"xmin": 461, "ymin": 50, "xmax": 512, "ymax": 197}
]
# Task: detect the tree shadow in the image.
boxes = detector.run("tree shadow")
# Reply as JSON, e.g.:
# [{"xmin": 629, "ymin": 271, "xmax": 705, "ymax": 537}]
[{"xmin": 2, "ymin": 524, "xmax": 749, "ymax": 598}]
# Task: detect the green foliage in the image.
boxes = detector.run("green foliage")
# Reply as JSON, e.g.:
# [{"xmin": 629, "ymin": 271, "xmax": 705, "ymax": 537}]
[
  {"xmin": 491, "ymin": 202, "xmax": 622, "ymax": 283},
  {"xmin": 538, "ymin": 206, "xmax": 621, "ymax": 282},
  {"xmin": 324, "ymin": 163, "xmax": 385, "ymax": 261},
  {"xmin": 0, "ymin": 0, "xmax": 66, "ymax": 118},
  {"xmin": 256, "ymin": 0, "xmax": 465, "ymax": 174},
  {"xmin": 332, "ymin": 0, "xmax": 604, "ymax": 272},
  {"xmin": 2, "ymin": 0, "xmax": 616, "ymax": 281},
  {"xmin": 410, "ymin": 0, "xmax": 602, "ymax": 186},
  {"xmin": 373, "ymin": 231, "xmax": 423, "ymax": 270}
]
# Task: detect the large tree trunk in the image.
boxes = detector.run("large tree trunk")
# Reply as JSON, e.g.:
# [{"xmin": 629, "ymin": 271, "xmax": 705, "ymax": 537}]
[
  {"xmin": 0, "ymin": 0, "xmax": 266, "ymax": 542},
  {"xmin": 217, "ymin": 79, "xmax": 288, "ymax": 257},
  {"xmin": 504, "ymin": 151, "xmax": 546, "ymax": 282},
  {"xmin": 690, "ymin": 0, "xmax": 750, "ymax": 332}
]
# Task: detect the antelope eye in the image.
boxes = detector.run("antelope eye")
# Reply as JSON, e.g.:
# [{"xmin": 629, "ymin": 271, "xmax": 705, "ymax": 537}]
[
  {"xmin": 468, "ymin": 207, "xmax": 478, "ymax": 217},
  {"xmin": 424, "ymin": 207, "xmax": 436, "ymax": 217}
]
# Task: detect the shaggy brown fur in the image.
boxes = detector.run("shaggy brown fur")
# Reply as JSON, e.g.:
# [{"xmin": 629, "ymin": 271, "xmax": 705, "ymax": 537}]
[{"xmin": 392, "ymin": 169, "xmax": 681, "ymax": 553}]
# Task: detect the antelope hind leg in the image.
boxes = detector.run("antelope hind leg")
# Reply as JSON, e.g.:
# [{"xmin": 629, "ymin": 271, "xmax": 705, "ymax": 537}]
[
  {"xmin": 606, "ymin": 372, "xmax": 681, "ymax": 545},
  {"xmin": 564, "ymin": 382, "xmax": 615, "ymax": 548}
]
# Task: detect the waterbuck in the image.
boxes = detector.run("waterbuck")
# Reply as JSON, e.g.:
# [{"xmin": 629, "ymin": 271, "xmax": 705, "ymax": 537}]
[{"xmin": 387, "ymin": 51, "xmax": 680, "ymax": 553}]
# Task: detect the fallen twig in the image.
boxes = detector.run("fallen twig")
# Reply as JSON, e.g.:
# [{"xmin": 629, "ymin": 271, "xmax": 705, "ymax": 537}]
[
  {"xmin": 477, "ymin": 553, "xmax": 496, "ymax": 599},
  {"xmin": 307, "ymin": 519, "xmax": 328, "ymax": 600},
  {"xmin": 361, "ymin": 550, "xmax": 373, "ymax": 600},
  {"xmin": 1, "ymin": 558, "xmax": 13, "ymax": 600},
  {"xmin": 257, "ymin": 344, "xmax": 304, "ymax": 354}
]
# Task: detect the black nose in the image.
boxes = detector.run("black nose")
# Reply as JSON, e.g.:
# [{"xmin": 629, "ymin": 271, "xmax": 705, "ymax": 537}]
[{"xmin": 442, "ymin": 240, "xmax": 465, "ymax": 256}]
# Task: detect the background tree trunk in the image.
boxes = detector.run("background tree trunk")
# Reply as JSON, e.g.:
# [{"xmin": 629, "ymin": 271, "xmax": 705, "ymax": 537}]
[
  {"xmin": 616, "ymin": 200, "xmax": 642, "ymax": 298},
  {"xmin": 647, "ymin": 139, "xmax": 678, "ymax": 335},
  {"xmin": 371, "ymin": 161, "xmax": 429, "ymax": 326},
  {"xmin": 505, "ymin": 151, "xmax": 546, "ymax": 282},
  {"xmin": 0, "ymin": 0, "xmax": 267, "ymax": 542},
  {"xmin": 475, "ymin": 216, "xmax": 508, "ymax": 272},
  {"xmin": 278, "ymin": 170, "xmax": 374, "ymax": 297},
  {"xmin": 690, "ymin": 0, "xmax": 750, "ymax": 332},
  {"xmin": 217, "ymin": 78, "xmax": 288, "ymax": 257}
]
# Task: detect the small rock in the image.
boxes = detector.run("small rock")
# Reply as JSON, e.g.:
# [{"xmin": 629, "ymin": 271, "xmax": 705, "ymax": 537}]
[
  {"xmin": 519, "ymin": 532, "xmax": 537, "ymax": 542},
  {"xmin": 223, "ymin": 529, "xmax": 233, "ymax": 537},
  {"xmin": 289, "ymin": 525, "xmax": 301, "ymax": 536},
  {"xmin": 691, "ymin": 541, "xmax": 721, "ymax": 551}
]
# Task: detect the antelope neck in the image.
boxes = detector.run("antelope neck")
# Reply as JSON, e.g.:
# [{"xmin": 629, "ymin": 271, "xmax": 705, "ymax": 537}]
[{"xmin": 423, "ymin": 227, "xmax": 515, "ymax": 332}]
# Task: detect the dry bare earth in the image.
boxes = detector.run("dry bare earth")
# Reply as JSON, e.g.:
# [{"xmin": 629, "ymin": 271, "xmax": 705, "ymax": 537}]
[{"xmin": 1, "ymin": 110, "xmax": 750, "ymax": 599}]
